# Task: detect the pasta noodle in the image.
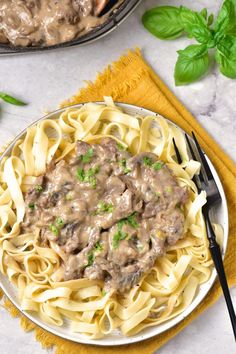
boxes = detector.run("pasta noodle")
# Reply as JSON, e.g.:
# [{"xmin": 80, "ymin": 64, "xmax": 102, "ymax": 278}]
[{"xmin": 0, "ymin": 98, "xmax": 222, "ymax": 338}]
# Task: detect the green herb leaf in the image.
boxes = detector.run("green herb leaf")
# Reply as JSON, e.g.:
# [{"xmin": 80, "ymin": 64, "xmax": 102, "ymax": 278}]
[
  {"xmin": 126, "ymin": 212, "xmax": 138, "ymax": 228},
  {"xmin": 200, "ymin": 8, "xmax": 208, "ymax": 20},
  {"xmin": 119, "ymin": 158, "xmax": 131, "ymax": 174},
  {"xmin": 112, "ymin": 230, "xmax": 128, "ymax": 249},
  {"xmin": 207, "ymin": 13, "xmax": 214, "ymax": 27},
  {"xmin": 117, "ymin": 142, "xmax": 127, "ymax": 151},
  {"xmin": 142, "ymin": 6, "xmax": 184, "ymax": 40},
  {"xmin": 153, "ymin": 161, "xmax": 163, "ymax": 171},
  {"xmin": 94, "ymin": 241, "xmax": 103, "ymax": 251},
  {"xmin": 77, "ymin": 166, "xmax": 100, "ymax": 188},
  {"xmin": 77, "ymin": 168, "xmax": 85, "ymax": 181},
  {"xmin": 55, "ymin": 217, "xmax": 64, "ymax": 227},
  {"xmin": 35, "ymin": 185, "xmax": 43, "ymax": 192},
  {"xmin": 180, "ymin": 6, "xmax": 213, "ymax": 44},
  {"xmin": 97, "ymin": 201, "xmax": 113, "ymax": 213},
  {"xmin": 143, "ymin": 156, "xmax": 153, "ymax": 166},
  {"xmin": 28, "ymin": 203, "xmax": 35, "ymax": 210},
  {"xmin": 87, "ymin": 252, "xmax": 94, "ymax": 266},
  {"xmin": 50, "ymin": 224, "xmax": 59, "ymax": 236},
  {"xmin": 216, "ymin": 35, "xmax": 236, "ymax": 78},
  {"xmin": 214, "ymin": 0, "xmax": 236, "ymax": 36},
  {"xmin": 80, "ymin": 148, "xmax": 94, "ymax": 164},
  {"xmin": 174, "ymin": 44, "xmax": 210, "ymax": 85},
  {"xmin": 0, "ymin": 92, "xmax": 27, "ymax": 106}
]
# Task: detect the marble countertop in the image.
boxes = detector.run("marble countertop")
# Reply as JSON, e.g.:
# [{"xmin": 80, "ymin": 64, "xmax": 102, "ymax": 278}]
[{"xmin": 0, "ymin": 0, "xmax": 235, "ymax": 353}]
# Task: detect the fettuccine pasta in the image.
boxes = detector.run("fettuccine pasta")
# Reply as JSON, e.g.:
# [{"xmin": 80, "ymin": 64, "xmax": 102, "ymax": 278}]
[{"xmin": 0, "ymin": 98, "xmax": 222, "ymax": 339}]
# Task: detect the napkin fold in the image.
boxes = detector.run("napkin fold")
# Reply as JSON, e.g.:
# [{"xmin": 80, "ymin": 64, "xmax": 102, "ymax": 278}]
[{"xmin": 1, "ymin": 49, "xmax": 235, "ymax": 354}]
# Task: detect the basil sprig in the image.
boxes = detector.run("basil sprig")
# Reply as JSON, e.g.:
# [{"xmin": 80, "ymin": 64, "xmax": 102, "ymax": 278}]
[
  {"xmin": 0, "ymin": 92, "xmax": 27, "ymax": 106},
  {"xmin": 142, "ymin": 0, "xmax": 236, "ymax": 85}
]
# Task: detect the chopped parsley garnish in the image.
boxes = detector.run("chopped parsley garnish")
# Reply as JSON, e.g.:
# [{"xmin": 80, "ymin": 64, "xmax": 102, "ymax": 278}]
[
  {"xmin": 143, "ymin": 156, "xmax": 153, "ymax": 166},
  {"xmin": 28, "ymin": 203, "xmax": 35, "ymax": 210},
  {"xmin": 35, "ymin": 185, "xmax": 43, "ymax": 192},
  {"xmin": 112, "ymin": 229, "xmax": 128, "ymax": 249},
  {"xmin": 76, "ymin": 165, "xmax": 100, "ymax": 188},
  {"xmin": 49, "ymin": 224, "xmax": 59, "ymax": 236},
  {"xmin": 49, "ymin": 217, "xmax": 64, "ymax": 236},
  {"xmin": 119, "ymin": 158, "xmax": 131, "ymax": 174},
  {"xmin": 87, "ymin": 252, "xmax": 94, "ymax": 267},
  {"xmin": 94, "ymin": 241, "xmax": 103, "ymax": 251},
  {"xmin": 80, "ymin": 147, "xmax": 94, "ymax": 164},
  {"xmin": 55, "ymin": 217, "xmax": 64, "ymax": 227},
  {"xmin": 117, "ymin": 142, "xmax": 126, "ymax": 151},
  {"xmin": 166, "ymin": 186, "xmax": 173, "ymax": 193},
  {"xmin": 112, "ymin": 213, "xmax": 138, "ymax": 249},
  {"xmin": 77, "ymin": 168, "xmax": 85, "ymax": 181},
  {"xmin": 153, "ymin": 162, "xmax": 163, "ymax": 171},
  {"xmin": 66, "ymin": 192, "xmax": 73, "ymax": 201},
  {"xmin": 126, "ymin": 212, "xmax": 138, "ymax": 228},
  {"xmin": 97, "ymin": 201, "xmax": 113, "ymax": 213},
  {"xmin": 142, "ymin": 156, "xmax": 164, "ymax": 171}
]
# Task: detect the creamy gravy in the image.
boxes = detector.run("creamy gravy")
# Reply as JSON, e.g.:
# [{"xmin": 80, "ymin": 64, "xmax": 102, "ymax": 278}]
[
  {"xmin": 22, "ymin": 138, "xmax": 189, "ymax": 293},
  {"xmin": 0, "ymin": 0, "xmax": 118, "ymax": 47}
]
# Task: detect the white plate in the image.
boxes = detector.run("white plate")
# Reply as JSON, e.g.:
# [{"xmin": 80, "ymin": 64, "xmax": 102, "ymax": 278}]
[{"xmin": 0, "ymin": 102, "xmax": 229, "ymax": 346}]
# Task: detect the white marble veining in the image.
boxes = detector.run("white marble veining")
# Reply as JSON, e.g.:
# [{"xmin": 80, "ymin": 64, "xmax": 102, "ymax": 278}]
[{"xmin": 0, "ymin": 1, "xmax": 235, "ymax": 353}]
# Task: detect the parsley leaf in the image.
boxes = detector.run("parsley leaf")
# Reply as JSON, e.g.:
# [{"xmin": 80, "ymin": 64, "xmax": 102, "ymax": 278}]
[
  {"xmin": 143, "ymin": 156, "xmax": 153, "ymax": 166},
  {"xmin": 119, "ymin": 159, "xmax": 131, "ymax": 174},
  {"xmin": 77, "ymin": 166, "xmax": 100, "ymax": 188},
  {"xmin": 153, "ymin": 161, "xmax": 163, "ymax": 170},
  {"xmin": 77, "ymin": 168, "xmax": 85, "ymax": 181},
  {"xmin": 35, "ymin": 185, "xmax": 43, "ymax": 192},
  {"xmin": 112, "ymin": 229, "xmax": 128, "ymax": 249},
  {"xmin": 28, "ymin": 203, "xmax": 35, "ymax": 210},
  {"xmin": 94, "ymin": 241, "xmax": 103, "ymax": 251},
  {"xmin": 87, "ymin": 252, "xmax": 94, "ymax": 266},
  {"xmin": 97, "ymin": 201, "xmax": 113, "ymax": 213},
  {"xmin": 50, "ymin": 224, "xmax": 59, "ymax": 236},
  {"xmin": 56, "ymin": 217, "xmax": 64, "ymax": 227},
  {"xmin": 80, "ymin": 147, "xmax": 94, "ymax": 164},
  {"xmin": 126, "ymin": 212, "xmax": 139, "ymax": 228},
  {"xmin": 117, "ymin": 142, "xmax": 127, "ymax": 151}
]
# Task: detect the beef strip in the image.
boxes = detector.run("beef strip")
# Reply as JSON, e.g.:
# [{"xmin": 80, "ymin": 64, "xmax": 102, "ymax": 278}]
[{"xmin": 22, "ymin": 138, "xmax": 189, "ymax": 293}]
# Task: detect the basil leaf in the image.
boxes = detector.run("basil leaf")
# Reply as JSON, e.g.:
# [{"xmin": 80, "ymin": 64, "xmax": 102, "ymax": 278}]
[
  {"xmin": 207, "ymin": 13, "xmax": 214, "ymax": 27},
  {"xmin": 216, "ymin": 36, "xmax": 236, "ymax": 78},
  {"xmin": 0, "ymin": 92, "xmax": 27, "ymax": 106},
  {"xmin": 142, "ymin": 6, "xmax": 184, "ymax": 40},
  {"xmin": 200, "ymin": 8, "xmax": 207, "ymax": 20},
  {"xmin": 174, "ymin": 44, "xmax": 210, "ymax": 85},
  {"xmin": 180, "ymin": 6, "xmax": 213, "ymax": 44},
  {"xmin": 214, "ymin": 0, "xmax": 236, "ymax": 36}
]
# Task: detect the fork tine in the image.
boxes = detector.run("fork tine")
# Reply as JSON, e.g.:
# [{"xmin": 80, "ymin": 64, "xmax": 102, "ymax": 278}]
[
  {"xmin": 185, "ymin": 133, "xmax": 205, "ymax": 184},
  {"xmin": 192, "ymin": 132, "xmax": 214, "ymax": 181},
  {"xmin": 172, "ymin": 138, "xmax": 182, "ymax": 164}
]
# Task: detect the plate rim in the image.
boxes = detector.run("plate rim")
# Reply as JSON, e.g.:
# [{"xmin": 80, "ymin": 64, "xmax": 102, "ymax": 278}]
[{"xmin": 0, "ymin": 101, "xmax": 229, "ymax": 346}]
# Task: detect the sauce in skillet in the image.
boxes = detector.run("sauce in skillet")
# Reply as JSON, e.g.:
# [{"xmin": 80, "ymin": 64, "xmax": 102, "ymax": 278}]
[{"xmin": 0, "ymin": 1, "xmax": 119, "ymax": 47}]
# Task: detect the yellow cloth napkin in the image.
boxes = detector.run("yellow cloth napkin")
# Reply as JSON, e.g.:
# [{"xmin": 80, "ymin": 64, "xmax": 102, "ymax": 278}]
[{"xmin": 1, "ymin": 49, "xmax": 235, "ymax": 354}]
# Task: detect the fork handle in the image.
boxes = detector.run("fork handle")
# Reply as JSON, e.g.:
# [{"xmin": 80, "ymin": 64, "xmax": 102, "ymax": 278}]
[{"xmin": 205, "ymin": 213, "xmax": 236, "ymax": 341}]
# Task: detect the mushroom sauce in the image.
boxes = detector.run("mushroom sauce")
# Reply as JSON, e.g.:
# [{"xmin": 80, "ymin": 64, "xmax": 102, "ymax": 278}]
[
  {"xmin": 0, "ymin": 1, "xmax": 118, "ymax": 47},
  {"xmin": 22, "ymin": 138, "xmax": 189, "ymax": 293}
]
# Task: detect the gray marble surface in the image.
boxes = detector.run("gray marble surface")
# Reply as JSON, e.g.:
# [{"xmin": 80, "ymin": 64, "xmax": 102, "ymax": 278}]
[{"xmin": 0, "ymin": 1, "xmax": 235, "ymax": 353}]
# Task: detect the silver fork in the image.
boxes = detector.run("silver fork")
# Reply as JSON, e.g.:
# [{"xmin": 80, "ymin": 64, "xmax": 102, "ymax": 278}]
[{"xmin": 173, "ymin": 133, "xmax": 236, "ymax": 341}]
